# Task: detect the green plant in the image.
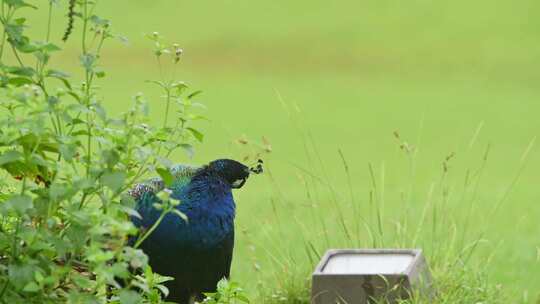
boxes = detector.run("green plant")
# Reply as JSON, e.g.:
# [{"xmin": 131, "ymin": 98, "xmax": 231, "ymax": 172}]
[
  {"xmin": 0, "ymin": 0, "xmax": 205, "ymax": 302},
  {"xmin": 201, "ymin": 279, "xmax": 250, "ymax": 304}
]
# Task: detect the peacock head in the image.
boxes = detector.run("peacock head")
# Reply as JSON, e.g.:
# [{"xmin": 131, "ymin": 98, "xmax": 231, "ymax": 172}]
[
  {"xmin": 208, "ymin": 159, "xmax": 263, "ymax": 189},
  {"xmin": 208, "ymin": 159, "xmax": 250, "ymax": 189}
]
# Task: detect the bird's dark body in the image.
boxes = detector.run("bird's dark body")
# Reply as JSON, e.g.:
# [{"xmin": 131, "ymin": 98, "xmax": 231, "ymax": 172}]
[
  {"xmin": 140, "ymin": 230, "xmax": 234, "ymax": 303},
  {"xmin": 129, "ymin": 160, "xmax": 250, "ymax": 303}
]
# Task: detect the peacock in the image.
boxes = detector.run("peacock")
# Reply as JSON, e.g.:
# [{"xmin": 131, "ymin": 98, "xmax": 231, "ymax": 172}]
[{"xmin": 128, "ymin": 159, "xmax": 262, "ymax": 303}]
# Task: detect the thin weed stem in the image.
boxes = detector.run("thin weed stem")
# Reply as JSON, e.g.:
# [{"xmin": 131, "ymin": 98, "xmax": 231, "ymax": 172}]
[
  {"xmin": 46, "ymin": 1, "xmax": 52, "ymax": 41},
  {"xmin": 460, "ymin": 143, "xmax": 490, "ymax": 248},
  {"xmin": 490, "ymin": 137, "xmax": 536, "ymax": 215},
  {"xmin": 368, "ymin": 163, "xmax": 384, "ymax": 247}
]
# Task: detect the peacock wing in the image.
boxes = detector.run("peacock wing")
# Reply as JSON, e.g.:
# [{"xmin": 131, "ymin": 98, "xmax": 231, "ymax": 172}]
[{"xmin": 128, "ymin": 164, "xmax": 203, "ymax": 227}]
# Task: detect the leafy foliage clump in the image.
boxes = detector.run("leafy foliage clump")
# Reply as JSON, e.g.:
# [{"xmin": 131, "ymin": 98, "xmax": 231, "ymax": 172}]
[
  {"xmin": 201, "ymin": 279, "xmax": 250, "ymax": 304},
  {"xmin": 0, "ymin": 0, "xmax": 207, "ymax": 302}
]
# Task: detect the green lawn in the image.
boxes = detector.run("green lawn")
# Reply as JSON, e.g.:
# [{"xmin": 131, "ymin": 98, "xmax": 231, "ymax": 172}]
[{"xmin": 24, "ymin": 0, "xmax": 540, "ymax": 300}]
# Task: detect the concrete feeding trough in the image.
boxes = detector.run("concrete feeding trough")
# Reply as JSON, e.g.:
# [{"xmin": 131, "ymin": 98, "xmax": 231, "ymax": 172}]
[{"xmin": 312, "ymin": 249, "xmax": 432, "ymax": 304}]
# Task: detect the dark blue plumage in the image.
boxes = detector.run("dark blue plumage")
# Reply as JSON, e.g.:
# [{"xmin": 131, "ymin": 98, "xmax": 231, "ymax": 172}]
[{"xmin": 129, "ymin": 159, "xmax": 252, "ymax": 303}]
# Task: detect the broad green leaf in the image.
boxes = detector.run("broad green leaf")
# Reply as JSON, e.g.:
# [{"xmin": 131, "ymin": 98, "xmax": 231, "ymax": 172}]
[
  {"xmin": 1, "ymin": 161, "xmax": 28, "ymax": 179},
  {"xmin": 153, "ymin": 274, "xmax": 175, "ymax": 284},
  {"xmin": 67, "ymin": 293, "xmax": 100, "ymax": 304},
  {"xmin": 15, "ymin": 41, "xmax": 40, "ymax": 53},
  {"xmin": 156, "ymin": 167, "xmax": 174, "ymax": 187},
  {"xmin": 171, "ymin": 209, "xmax": 188, "ymax": 223},
  {"xmin": 49, "ymin": 183, "xmax": 68, "ymax": 201},
  {"xmin": 187, "ymin": 90, "xmax": 203, "ymax": 99},
  {"xmin": 119, "ymin": 289, "xmax": 142, "ymax": 304},
  {"xmin": 86, "ymin": 250, "xmax": 114, "ymax": 263},
  {"xmin": 156, "ymin": 284, "xmax": 169, "ymax": 297},
  {"xmin": 179, "ymin": 144, "xmax": 194, "ymax": 158},
  {"xmin": 102, "ymin": 149, "xmax": 120, "ymax": 167},
  {"xmin": 100, "ymin": 171, "xmax": 126, "ymax": 192},
  {"xmin": 89, "ymin": 15, "xmax": 110, "ymax": 27},
  {"xmin": 94, "ymin": 103, "xmax": 107, "ymax": 121},
  {"xmin": 95, "ymin": 69, "xmax": 106, "ymax": 78},
  {"xmin": 71, "ymin": 273, "xmax": 94, "ymax": 290},
  {"xmin": 17, "ymin": 134, "xmax": 59, "ymax": 153},
  {"xmin": 4, "ymin": 0, "xmax": 36, "ymax": 9},
  {"xmin": 46, "ymin": 69, "xmax": 70, "ymax": 78},
  {"xmin": 152, "ymin": 202, "xmax": 164, "ymax": 210},
  {"xmin": 236, "ymin": 294, "xmax": 250, "ymax": 303},
  {"xmin": 0, "ymin": 150, "xmax": 24, "ymax": 166},
  {"xmin": 119, "ymin": 205, "xmax": 142, "ymax": 219},
  {"xmin": 8, "ymin": 77, "xmax": 33, "ymax": 86},
  {"xmin": 5, "ymin": 66, "xmax": 35, "ymax": 77},
  {"xmin": 39, "ymin": 42, "xmax": 61, "ymax": 52},
  {"xmin": 73, "ymin": 178, "xmax": 94, "ymax": 191},
  {"xmin": 8, "ymin": 263, "xmax": 35, "ymax": 290},
  {"xmin": 172, "ymin": 81, "xmax": 188, "ymax": 95},
  {"xmin": 46, "ymin": 69, "xmax": 72, "ymax": 89},
  {"xmin": 67, "ymin": 91, "xmax": 80, "ymax": 101},
  {"xmin": 22, "ymin": 282, "xmax": 40, "ymax": 292},
  {"xmin": 128, "ymin": 250, "xmax": 148, "ymax": 269},
  {"xmin": 59, "ymin": 143, "xmax": 77, "ymax": 161},
  {"xmin": 217, "ymin": 278, "xmax": 229, "ymax": 290},
  {"xmin": 7, "ymin": 194, "xmax": 33, "ymax": 214},
  {"xmin": 80, "ymin": 54, "xmax": 96, "ymax": 71},
  {"xmin": 34, "ymin": 271, "xmax": 44, "ymax": 283},
  {"xmin": 187, "ymin": 127, "xmax": 204, "ymax": 143},
  {"xmin": 4, "ymin": 22, "xmax": 25, "ymax": 44},
  {"xmin": 154, "ymin": 193, "xmax": 168, "ymax": 205}
]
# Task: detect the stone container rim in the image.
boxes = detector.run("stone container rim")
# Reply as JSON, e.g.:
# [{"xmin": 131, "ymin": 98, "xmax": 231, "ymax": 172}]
[{"xmin": 312, "ymin": 248, "xmax": 425, "ymax": 277}]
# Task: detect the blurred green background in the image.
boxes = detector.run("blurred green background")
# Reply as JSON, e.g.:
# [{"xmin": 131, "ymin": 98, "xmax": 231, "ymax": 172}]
[{"xmin": 26, "ymin": 0, "xmax": 540, "ymax": 299}]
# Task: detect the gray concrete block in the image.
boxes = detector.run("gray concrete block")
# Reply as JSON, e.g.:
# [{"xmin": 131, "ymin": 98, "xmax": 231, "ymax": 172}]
[{"xmin": 311, "ymin": 249, "xmax": 432, "ymax": 304}]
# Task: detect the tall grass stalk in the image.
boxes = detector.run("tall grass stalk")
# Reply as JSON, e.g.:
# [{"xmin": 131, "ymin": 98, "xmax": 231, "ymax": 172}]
[{"xmin": 246, "ymin": 102, "xmax": 523, "ymax": 303}]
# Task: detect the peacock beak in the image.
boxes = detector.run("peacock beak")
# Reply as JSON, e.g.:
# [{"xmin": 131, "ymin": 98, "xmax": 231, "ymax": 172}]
[{"xmin": 231, "ymin": 178, "xmax": 247, "ymax": 189}]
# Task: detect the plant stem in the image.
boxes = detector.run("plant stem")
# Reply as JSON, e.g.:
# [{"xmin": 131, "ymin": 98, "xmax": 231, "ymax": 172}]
[
  {"xmin": 78, "ymin": 192, "xmax": 88, "ymax": 210},
  {"xmin": 81, "ymin": 0, "xmax": 93, "ymax": 177},
  {"xmin": 85, "ymin": 107, "xmax": 92, "ymax": 176},
  {"xmin": 10, "ymin": 44, "xmax": 24, "ymax": 67},
  {"xmin": 0, "ymin": 1, "xmax": 7, "ymax": 60},
  {"xmin": 163, "ymin": 88, "xmax": 171, "ymax": 128},
  {"xmin": 82, "ymin": 0, "xmax": 88, "ymax": 54},
  {"xmin": 46, "ymin": 1, "xmax": 52, "ymax": 42},
  {"xmin": 11, "ymin": 177, "xmax": 26, "ymax": 259},
  {"xmin": 134, "ymin": 208, "xmax": 171, "ymax": 248},
  {"xmin": 0, "ymin": 278, "xmax": 9, "ymax": 303},
  {"xmin": 0, "ymin": 26, "xmax": 6, "ymax": 61}
]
